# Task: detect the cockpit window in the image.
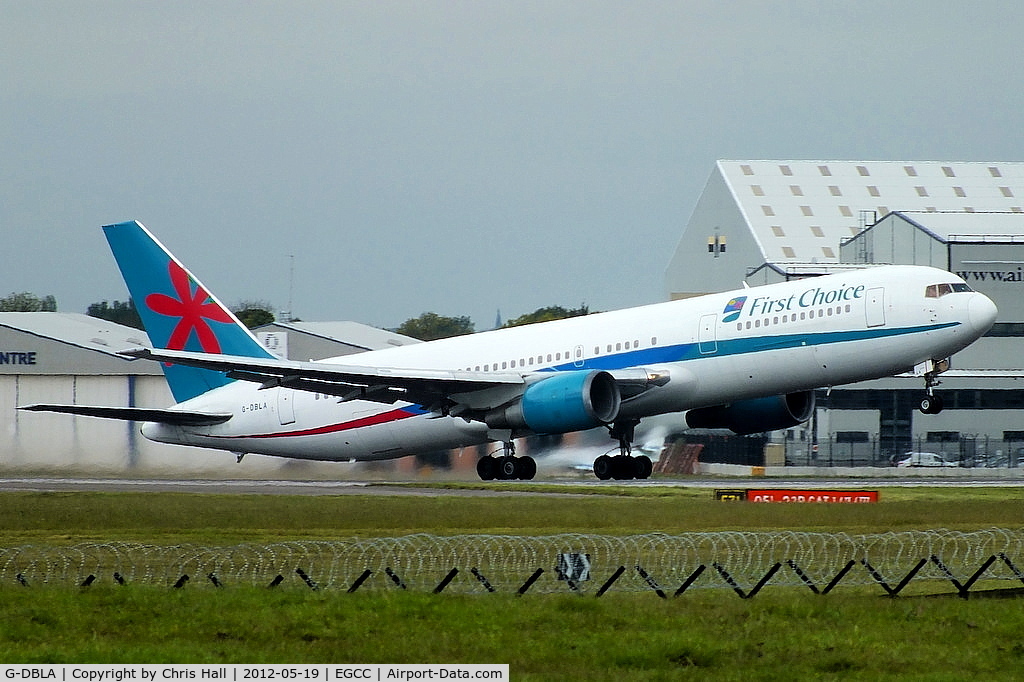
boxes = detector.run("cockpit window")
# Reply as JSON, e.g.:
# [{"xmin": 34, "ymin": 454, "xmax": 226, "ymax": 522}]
[{"xmin": 925, "ymin": 282, "xmax": 973, "ymax": 298}]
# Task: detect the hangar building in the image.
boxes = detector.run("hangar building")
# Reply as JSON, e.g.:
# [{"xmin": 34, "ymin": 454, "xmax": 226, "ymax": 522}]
[
  {"xmin": 0, "ymin": 313, "xmax": 416, "ymax": 475},
  {"xmin": 666, "ymin": 161, "xmax": 1024, "ymax": 465}
]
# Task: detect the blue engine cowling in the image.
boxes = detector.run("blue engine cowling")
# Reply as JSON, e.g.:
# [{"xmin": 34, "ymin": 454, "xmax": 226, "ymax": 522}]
[
  {"xmin": 485, "ymin": 370, "xmax": 621, "ymax": 435},
  {"xmin": 684, "ymin": 391, "xmax": 814, "ymax": 435}
]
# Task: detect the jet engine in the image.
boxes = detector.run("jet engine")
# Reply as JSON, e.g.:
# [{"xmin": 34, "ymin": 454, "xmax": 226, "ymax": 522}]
[
  {"xmin": 684, "ymin": 390, "xmax": 814, "ymax": 435},
  {"xmin": 485, "ymin": 370, "xmax": 621, "ymax": 435}
]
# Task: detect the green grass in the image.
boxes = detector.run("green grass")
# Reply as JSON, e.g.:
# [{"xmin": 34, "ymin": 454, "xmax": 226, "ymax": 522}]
[
  {"xmin": 0, "ymin": 486, "xmax": 1021, "ymax": 544},
  {"xmin": 1, "ymin": 485, "xmax": 1023, "ymax": 676},
  {"xmin": 3, "ymin": 587, "xmax": 1024, "ymax": 679}
]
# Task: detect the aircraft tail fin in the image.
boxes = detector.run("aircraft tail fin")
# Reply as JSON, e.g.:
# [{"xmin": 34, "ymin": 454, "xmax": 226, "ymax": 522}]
[{"xmin": 103, "ymin": 220, "xmax": 275, "ymax": 403}]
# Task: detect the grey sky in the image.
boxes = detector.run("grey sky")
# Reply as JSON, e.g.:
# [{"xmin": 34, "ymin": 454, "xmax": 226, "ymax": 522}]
[{"xmin": 3, "ymin": 1, "xmax": 1023, "ymax": 330}]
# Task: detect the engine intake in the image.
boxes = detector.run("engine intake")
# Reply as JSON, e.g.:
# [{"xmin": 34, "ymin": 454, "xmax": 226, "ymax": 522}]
[
  {"xmin": 485, "ymin": 370, "xmax": 621, "ymax": 435},
  {"xmin": 684, "ymin": 391, "xmax": 814, "ymax": 435}
]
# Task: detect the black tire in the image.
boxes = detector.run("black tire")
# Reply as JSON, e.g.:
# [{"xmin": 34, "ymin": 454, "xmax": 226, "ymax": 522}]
[
  {"xmin": 612, "ymin": 455, "xmax": 634, "ymax": 480},
  {"xmin": 920, "ymin": 395, "xmax": 944, "ymax": 414},
  {"xmin": 477, "ymin": 456, "xmax": 496, "ymax": 481},
  {"xmin": 594, "ymin": 455, "xmax": 613, "ymax": 480},
  {"xmin": 518, "ymin": 456, "xmax": 537, "ymax": 480},
  {"xmin": 634, "ymin": 455, "xmax": 653, "ymax": 479},
  {"xmin": 500, "ymin": 456, "xmax": 518, "ymax": 480}
]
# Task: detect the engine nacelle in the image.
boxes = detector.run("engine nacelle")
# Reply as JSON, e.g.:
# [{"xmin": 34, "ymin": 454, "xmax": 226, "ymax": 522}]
[
  {"xmin": 684, "ymin": 391, "xmax": 815, "ymax": 435},
  {"xmin": 485, "ymin": 370, "xmax": 621, "ymax": 435}
]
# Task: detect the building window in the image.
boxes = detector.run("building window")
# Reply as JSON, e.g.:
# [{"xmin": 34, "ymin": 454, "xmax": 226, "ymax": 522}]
[
  {"xmin": 781, "ymin": 246, "xmax": 796, "ymax": 259},
  {"xmin": 762, "ymin": 205, "xmax": 775, "ymax": 216},
  {"xmin": 839, "ymin": 205, "xmax": 853, "ymax": 217},
  {"xmin": 810, "ymin": 225, "xmax": 824, "ymax": 237},
  {"xmin": 915, "ymin": 186, "xmax": 929, "ymax": 197},
  {"xmin": 954, "ymin": 187, "xmax": 966, "ymax": 197},
  {"xmin": 741, "ymin": 165, "xmax": 753, "ymax": 175},
  {"xmin": 790, "ymin": 185, "xmax": 803, "ymax": 196},
  {"xmin": 867, "ymin": 186, "xmax": 880, "ymax": 197},
  {"xmin": 800, "ymin": 205, "xmax": 813, "ymax": 216},
  {"xmin": 990, "ymin": 166, "xmax": 1003, "ymax": 178},
  {"xmin": 822, "ymin": 246, "xmax": 836, "ymax": 258},
  {"xmin": 857, "ymin": 165, "xmax": 870, "ymax": 176},
  {"xmin": 942, "ymin": 166, "xmax": 956, "ymax": 177},
  {"xmin": 779, "ymin": 165, "xmax": 793, "ymax": 176},
  {"xmin": 829, "ymin": 185, "xmax": 842, "ymax": 196},
  {"xmin": 1001, "ymin": 187, "xmax": 1014, "ymax": 198},
  {"xmin": 751, "ymin": 185, "xmax": 764, "ymax": 196},
  {"xmin": 771, "ymin": 226, "xmax": 785, "ymax": 237},
  {"xmin": 904, "ymin": 166, "xmax": 918, "ymax": 177},
  {"xmin": 818, "ymin": 165, "xmax": 832, "ymax": 176}
]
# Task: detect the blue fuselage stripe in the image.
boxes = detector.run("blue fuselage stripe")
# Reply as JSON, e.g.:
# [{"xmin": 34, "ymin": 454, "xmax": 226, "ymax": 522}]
[{"xmin": 544, "ymin": 322, "xmax": 958, "ymax": 373}]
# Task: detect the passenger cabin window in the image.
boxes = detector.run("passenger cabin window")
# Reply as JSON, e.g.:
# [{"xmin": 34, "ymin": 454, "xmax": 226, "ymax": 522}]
[{"xmin": 926, "ymin": 282, "xmax": 973, "ymax": 298}]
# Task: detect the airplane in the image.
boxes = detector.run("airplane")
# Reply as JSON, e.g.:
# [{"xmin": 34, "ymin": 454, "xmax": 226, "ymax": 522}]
[{"xmin": 20, "ymin": 221, "xmax": 997, "ymax": 480}]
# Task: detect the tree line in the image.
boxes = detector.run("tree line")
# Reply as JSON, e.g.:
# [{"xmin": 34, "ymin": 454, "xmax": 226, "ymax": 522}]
[{"xmin": 3, "ymin": 291, "xmax": 589, "ymax": 340}]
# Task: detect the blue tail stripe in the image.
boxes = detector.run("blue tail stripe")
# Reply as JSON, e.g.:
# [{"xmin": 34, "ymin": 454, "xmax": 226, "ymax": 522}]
[{"xmin": 103, "ymin": 221, "xmax": 274, "ymax": 403}]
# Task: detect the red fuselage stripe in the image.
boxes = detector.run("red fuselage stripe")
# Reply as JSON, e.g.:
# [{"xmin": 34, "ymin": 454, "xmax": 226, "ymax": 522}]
[{"xmin": 210, "ymin": 407, "xmax": 418, "ymax": 440}]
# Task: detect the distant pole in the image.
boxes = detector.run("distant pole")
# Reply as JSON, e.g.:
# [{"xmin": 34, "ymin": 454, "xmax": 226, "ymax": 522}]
[{"xmin": 284, "ymin": 255, "xmax": 295, "ymax": 322}]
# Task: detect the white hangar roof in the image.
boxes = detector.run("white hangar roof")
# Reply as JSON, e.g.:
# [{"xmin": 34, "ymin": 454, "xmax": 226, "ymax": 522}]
[
  {"xmin": 717, "ymin": 160, "xmax": 1024, "ymax": 263},
  {"xmin": 0, "ymin": 312, "xmax": 160, "ymax": 375},
  {"xmin": 274, "ymin": 321, "xmax": 420, "ymax": 350},
  {"xmin": 889, "ymin": 210, "xmax": 1024, "ymax": 241},
  {"xmin": 0, "ymin": 313, "xmax": 151, "ymax": 356}
]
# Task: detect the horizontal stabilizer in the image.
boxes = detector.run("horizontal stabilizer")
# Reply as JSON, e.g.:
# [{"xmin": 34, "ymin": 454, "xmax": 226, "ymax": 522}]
[{"xmin": 19, "ymin": 404, "xmax": 232, "ymax": 426}]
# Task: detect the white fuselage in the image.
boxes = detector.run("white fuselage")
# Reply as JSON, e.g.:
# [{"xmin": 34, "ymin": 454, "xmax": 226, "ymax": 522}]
[{"xmin": 142, "ymin": 265, "xmax": 996, "ymax": 461}]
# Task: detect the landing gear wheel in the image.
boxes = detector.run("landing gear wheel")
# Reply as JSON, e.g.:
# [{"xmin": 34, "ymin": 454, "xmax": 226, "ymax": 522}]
[
  {"xmin": 499, "ymin": 457, "xmax": 518, "ymax": 479},
  {"xmin": 518, "ymin": 456, "xmax": 537, "ymax": 480},
  {"xmin": 477, "ymin": 456, "xmax": 497, "ymax": 481},
  {"xmin": 611, "ymin": 454, "xmax": 635, "ymax": 480},
  {"xmin": 594, "ymin": 455, "xmax": 613, "ymax": 480},
  {"xmin": 920, "ymin": 394, "xmax": 944, "ymax": 415},
  {"xmin": 634, "ymin": 455, "xmax": 653, "ymax": 480}
]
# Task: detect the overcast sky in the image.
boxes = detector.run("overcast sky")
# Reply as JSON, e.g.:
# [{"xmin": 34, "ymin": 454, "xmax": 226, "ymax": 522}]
[{"xmin": 3, "ymin": 1, "xmax": 1023, "ymax": 330}]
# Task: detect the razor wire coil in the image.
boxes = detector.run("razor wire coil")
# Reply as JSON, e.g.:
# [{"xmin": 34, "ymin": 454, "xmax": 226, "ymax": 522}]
[{"xmin": 3, "ymin": 529, "xmax": 1024, "ymax": 595}]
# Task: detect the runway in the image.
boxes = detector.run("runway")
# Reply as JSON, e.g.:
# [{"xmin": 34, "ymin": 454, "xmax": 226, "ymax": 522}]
[{"xmin": 1, "ymin": 476, "xmax": 1023, "ymax": 495}]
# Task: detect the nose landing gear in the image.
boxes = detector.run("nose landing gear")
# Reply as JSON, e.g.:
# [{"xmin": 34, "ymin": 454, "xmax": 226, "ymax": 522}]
[{"xmin": 917, "ymin": 358, "xmax": 949, "ymax": 415}]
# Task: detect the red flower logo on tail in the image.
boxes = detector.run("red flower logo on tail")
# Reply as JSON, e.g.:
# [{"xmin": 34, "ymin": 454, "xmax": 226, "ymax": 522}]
[{"xmin": 145, "ymin": 261, "xmax": 234, "ymax": 353}]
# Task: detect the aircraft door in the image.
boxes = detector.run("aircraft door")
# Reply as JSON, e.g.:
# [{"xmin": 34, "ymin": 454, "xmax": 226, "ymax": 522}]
[
  {"xmin": 574, "ymin": 345, "xmax": 585, "ymax": 368},
  {"xmin": 277, "ymin": 388, "xmax": 296, "ymax": 425},
  {"xmin": 865, "ymin": 287, "xmax": 885, "ymax": 327},
  {"xmin": 698, "ymin": 313, "xmax": 718, "ymax": 354}
]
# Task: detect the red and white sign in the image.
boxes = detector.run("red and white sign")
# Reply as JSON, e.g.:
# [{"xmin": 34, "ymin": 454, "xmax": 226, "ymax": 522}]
[{"xmin": 747, "ymin": 489, "xmax": 879, "ymax": 503}]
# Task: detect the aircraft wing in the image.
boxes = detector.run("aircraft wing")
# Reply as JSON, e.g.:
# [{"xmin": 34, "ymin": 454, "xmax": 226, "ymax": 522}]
[
  {"xmin": 119, "ymin": 347, "xmax": 530, "ymax": 415},
  {"xmin": 18, "ymin": 403, "xmax": 232, "ymax": 425},
  {"xmin": 118, "ymin": 347, "xmax": 671, "ymax": 417}
]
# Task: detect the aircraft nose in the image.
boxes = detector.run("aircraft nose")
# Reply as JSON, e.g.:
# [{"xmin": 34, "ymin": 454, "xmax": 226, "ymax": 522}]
[{"xmin": 968, "ymin": 293, "xmax": 997, "ymax": 335}]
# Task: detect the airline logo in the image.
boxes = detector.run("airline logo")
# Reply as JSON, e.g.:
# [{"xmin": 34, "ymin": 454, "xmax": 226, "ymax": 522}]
[
  {"xmin": 722, "ymin": 296, "xmax": 747, "ymax": 323},
  {"xmin": 145, "ymin": 261, "xmax": 234, "ymax": 353},
  {"xmin": 727, "ymin": 284, "xmax": 867, "ymax": 320}
]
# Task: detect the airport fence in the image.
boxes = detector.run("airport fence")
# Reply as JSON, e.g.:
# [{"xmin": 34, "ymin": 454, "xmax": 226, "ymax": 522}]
[{"xmin": 3, "ymin": 529, "xmax": 1024, "ymax": 597}]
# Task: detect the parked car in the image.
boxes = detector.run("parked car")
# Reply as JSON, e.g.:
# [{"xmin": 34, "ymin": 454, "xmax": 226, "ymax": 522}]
[{"xmin": 896, "ymin": 452, "xmax": 960, "ymax": 468}]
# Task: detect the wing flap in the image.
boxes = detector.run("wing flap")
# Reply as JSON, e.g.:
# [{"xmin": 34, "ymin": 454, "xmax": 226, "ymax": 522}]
[{"xmin": 19, "ymin": 404, "xmax": 232, "ymax": 426}]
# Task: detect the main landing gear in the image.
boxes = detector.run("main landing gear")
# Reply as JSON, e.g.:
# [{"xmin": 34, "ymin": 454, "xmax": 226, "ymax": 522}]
[
  {"xmin": 918, "ymin": 359, "xmax": 949, "ymax": 415},
  {"xmin": 593, "ymin": 419, "xmax": 653, "ymax": 481},
  {"xmin": 477, "ymin": 441, "xmax": 537, "ymax": 481}
]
